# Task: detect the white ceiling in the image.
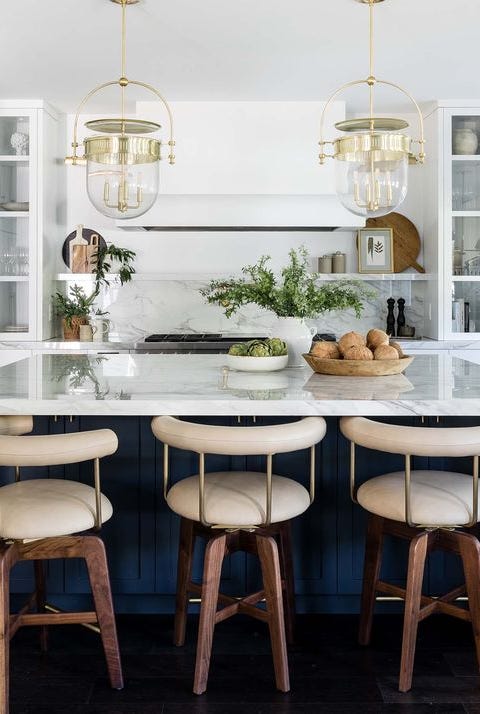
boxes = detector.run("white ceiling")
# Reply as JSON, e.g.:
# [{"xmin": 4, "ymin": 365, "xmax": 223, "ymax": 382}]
[{"xmin": 2, "ymin": 0, "xmax": 479, "ymax": 113}]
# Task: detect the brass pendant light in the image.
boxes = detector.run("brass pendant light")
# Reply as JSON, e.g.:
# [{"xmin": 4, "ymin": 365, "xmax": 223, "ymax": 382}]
[
  {"xmin": 65, "ymin": 0, "xmax": 175, "ymax": 219},
  {"xmin": 319, "ymin": 0, "xmax": 425, "ymax": 218}
]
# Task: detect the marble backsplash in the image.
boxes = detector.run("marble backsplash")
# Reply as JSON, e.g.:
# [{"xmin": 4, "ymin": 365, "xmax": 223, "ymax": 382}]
[{"xmin": 98, "ymin": 279, "xmax": 425, "ymax": 340}]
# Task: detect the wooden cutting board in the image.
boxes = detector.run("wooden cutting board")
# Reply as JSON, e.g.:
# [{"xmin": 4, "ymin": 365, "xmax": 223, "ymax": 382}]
[{"xmin": 366, "ymin": 212, "xmax": 425, "ymax": 273}]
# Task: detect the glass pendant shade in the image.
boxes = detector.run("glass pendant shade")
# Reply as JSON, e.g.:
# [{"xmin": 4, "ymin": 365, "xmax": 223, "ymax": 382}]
[
  {"xmin": 333, "ymin": 131, "xmax": 409, "ymax": 218},
  {"xmin": 84, "ymin": 135, "xmax": 160, "ymax": 219}
]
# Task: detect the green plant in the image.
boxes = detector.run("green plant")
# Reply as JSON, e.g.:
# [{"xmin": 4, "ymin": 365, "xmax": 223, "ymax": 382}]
[
  {"xmin": 200, "ymin": 246, "xmax": 375, "ymax": 319},
  {"xmin": 91, "ymin": 244, "xmax": 136, "ymax": 295},
  {"xmin": 52, "ymin": 285, "xmax": 97, "ymax": 327}
]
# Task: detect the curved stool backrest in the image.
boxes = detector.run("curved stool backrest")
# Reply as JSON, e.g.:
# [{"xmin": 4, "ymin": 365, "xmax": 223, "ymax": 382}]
[
  {"xmin": 0, "ymin": 416, "xmax": 33, "ymax": 436},
  {"xmin": 340, "ymin": 416, "xmax": 480, "ymax": 527},
  {"xmin": 151, "ymin": 416, "xmax": 327, "ymax": 528}
]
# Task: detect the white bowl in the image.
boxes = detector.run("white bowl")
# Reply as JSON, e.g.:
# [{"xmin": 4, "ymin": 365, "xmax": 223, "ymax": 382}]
[{"xmin": 226, "ymin": 354, "xmax": 288, "ymax": 372}]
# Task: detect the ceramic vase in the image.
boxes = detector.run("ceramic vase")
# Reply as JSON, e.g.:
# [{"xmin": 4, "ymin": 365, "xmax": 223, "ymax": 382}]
[{"xmin": 273, "ymin": 317, "xmax": 316, "ymax": 367}]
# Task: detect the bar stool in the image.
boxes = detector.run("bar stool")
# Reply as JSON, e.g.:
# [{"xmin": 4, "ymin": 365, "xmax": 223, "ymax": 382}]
[
  {"xmin": 340, "ymin": 416, "xmax": 480, "ymax": 693},
  {"xmin": 0, "ymin": 415, "xmax": 123, "ymax": 714},
  {"xmin": 151, "ymin": 415, "xmax": 327, "ymax": 695}
]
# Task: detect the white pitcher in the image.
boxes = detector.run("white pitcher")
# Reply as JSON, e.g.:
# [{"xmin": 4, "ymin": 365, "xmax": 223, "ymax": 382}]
[
  {"xmin": 273, "ymin": 317, "xmax": 316, "ymax": 367},
  {"xmin": 91, "ymin": 317, "xmax": 110, "ymax": 342}
]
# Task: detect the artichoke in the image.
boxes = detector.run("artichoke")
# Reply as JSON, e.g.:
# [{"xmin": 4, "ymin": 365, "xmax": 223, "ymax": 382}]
[
  {"xmin": 247, "ymin": 342, "xmax": 271, "ymax": 357},
  {"xmin": 228, "ymin": 343, "xmax": 248, "ymax": 356},
  {"xmin": 267, "ymin": 337, "xmax": 288, "ymax": 356}
]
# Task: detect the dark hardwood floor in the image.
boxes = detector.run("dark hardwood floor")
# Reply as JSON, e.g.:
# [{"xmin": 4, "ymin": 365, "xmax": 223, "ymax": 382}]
[{"xmin": 8, "ymin": 613, "xmax": 480, "ymax": 713}]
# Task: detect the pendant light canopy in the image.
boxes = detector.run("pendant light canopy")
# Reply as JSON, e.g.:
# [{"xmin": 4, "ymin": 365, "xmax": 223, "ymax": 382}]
[
  {"xmin": 65, "ymin": 0, "xmax": 175, "ymax": 219},
  {"xmin": 319, "ymin": 0, "xmax": 425, "ymax": 219}
]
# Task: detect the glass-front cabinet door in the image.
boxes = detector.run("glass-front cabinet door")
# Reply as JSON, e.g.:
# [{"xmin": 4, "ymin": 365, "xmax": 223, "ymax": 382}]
[
  {"xmin": 0, "ymin": 109, "xmax": 36, "ymax": 339},
  {"xmin": 445, "ymin": 112, "xmax": 480, "ymax": 338}
]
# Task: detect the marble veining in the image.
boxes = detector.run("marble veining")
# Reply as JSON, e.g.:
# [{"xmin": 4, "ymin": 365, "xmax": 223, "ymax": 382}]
[{"xmin": 1, "ymin": 352, "xmax": 480, "ymax": 416}]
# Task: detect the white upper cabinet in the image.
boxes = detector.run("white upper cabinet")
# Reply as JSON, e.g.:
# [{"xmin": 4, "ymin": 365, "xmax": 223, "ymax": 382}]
[{"xmin": 137, "ymin": 100, "xmax": 344, "ymax": 195}]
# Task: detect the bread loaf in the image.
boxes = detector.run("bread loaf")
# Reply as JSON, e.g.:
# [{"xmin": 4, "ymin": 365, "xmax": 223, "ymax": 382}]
[
  {"xmin": 374, "ymin": 344, "xmax": 399, "ymax": 360},
  {"xmin": 338, "ymin": 331, "xmax": 366, "ymax": 355},
  {"xmin": 310, "ymin": 341, "xmax": 341, "ymax": 359},
  {"xmin": 366, "ymin": 328, "xmax": 389, "ymax": 350},
  {"xmin": 343, "ymin": 345, "xmax": 374, "ymax": 361}
]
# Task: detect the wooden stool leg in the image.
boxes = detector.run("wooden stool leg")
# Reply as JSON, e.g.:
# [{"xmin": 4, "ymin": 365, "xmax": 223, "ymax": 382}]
[
  {"xmin": 399, "ymin": 530, "xmax": 429, "ymax": 693},
  {"xmin": 0, "ymin": 544, "xmax": 15, "ymax": 714},
  {"xmin": 278, "ymin": 521, "xmax": 296, "ymax": 645},
  {"xmin": 83, "ymin": 536, "xmax": 124, "ymax": 691},
  {"xmin": 257, "ymin": 535, "xmax": 290, "ymax": 693},
  {"xmin": 174, "ymin": 518, "xmax": 195, "ymax": 647},
  {"xmin": 34, "ymin": 560, "xmax": 48, "ymax": 652},
  {"xmin": 193, "ymin": 533, "xmax": 226, "ymax": 696},
  {"xmin": 457, "ymin": 532, "xmax": 480, "ymax": 672},
  {"xmin": 359, "ymin": 514, "xmax": 385, "ymax": 646}
]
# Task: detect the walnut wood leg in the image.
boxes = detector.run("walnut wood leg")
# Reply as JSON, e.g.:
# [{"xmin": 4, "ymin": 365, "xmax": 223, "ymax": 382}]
[
  {"xmin": 0, "ymin": 544, "xmax": 16, "ymax": 714},
  {"xmin": 399, "ymin": 530, "xmax": 429, "ymax": 693},
  {"xmin": 457, "ymin": 532, "xmax": 480, "ymax": 673},
  {"xmin": 359, "ymin": 515, "xmax": 385, "ymax": 646},
  {"xmin": 193, "ymin": 533, "xmax": 226, "ymax": 696},
  {"xmin": 278, "ymin": 521, "xmax": 296, "ymax": 645},
  {"xmin": 83, "ymin": 536, "xmax": 124, "ymax": 691},
  {"xmin": 174, "ymin": 518, "xmax": 195, "ymax": 647},
  {"xmin": 34, "ymin": 560, "xmax": 48, "ymax": 652},
  {"xmin": 257, "ymin": 534, "xmax": 290, "ymax": 693}
]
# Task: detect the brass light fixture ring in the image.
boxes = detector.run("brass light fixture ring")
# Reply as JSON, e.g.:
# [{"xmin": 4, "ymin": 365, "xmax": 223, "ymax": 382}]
[
  {"xmin": 84, "ymin": 136, "xmax": 161, "ymax": 165},
  {"xmin": 334, "ymin": 132, "xmax": 411, "ymax": 158},
  {"xmin": 110, "ymin": 0, "xmax": 140, "ymax": 5}
]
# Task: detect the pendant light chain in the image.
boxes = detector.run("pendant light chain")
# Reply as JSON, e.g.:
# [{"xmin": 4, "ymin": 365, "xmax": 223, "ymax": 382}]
[
  {"xmin": 121, "ymin": 0, "xmax": 127, "ymax": 132},
  {"xmin": 368, "ymin": 0, "xmax": 374, "ymax": 127}
]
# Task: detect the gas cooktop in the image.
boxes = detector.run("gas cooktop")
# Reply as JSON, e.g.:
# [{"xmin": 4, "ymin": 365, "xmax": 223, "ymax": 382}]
[{"xmin": 134, "ymin": 333, "xmax": 268, "ymax": 353}]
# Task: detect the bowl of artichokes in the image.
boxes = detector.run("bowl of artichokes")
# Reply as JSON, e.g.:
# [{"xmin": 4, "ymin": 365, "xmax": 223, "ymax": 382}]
[{"xmin": 226, "ymin": 338, "xmax": 289, "ymax": 372}]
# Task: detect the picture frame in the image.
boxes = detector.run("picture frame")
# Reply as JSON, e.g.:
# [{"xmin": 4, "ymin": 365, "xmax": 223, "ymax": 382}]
[{"xmin": 357, "ymin": 228, "xmax": 394, "ymax": 273}]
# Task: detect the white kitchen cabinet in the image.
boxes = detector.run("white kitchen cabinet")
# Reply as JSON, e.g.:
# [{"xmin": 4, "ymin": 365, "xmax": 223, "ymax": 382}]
[
  {"xmin": 0, "ymin": 101, "xmax": 61, "ymax": 341},
  {"xmin": 424, "ymin": 102, "xmax": 480, "ymax": 340}
]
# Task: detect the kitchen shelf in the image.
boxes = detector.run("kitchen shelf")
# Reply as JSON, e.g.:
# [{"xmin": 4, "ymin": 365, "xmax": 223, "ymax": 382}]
[
  {"xmin": 452, "ymin": 211, "xmax": 480, "ymax": 217},
  {"xmin": 0, "ymin": 212, "xmax": 29, "ymax": 218},
  {"xmin": 0, "ymin": 156, "xmax": 29, "ymax": 164},
  {"xmin": 56, "ymin": 271, "xmax": 433, "ymax": 283},
  {"xmin": 452, "ymin": 275, "xmax": 480, "ymax": 281},
  {"xmin": 0, "ymin": 276, "xmax": 29, "ymax": 282},
  {"xmin": 452, "ymin": 155, "xmax": 480, "ymax": 161}
]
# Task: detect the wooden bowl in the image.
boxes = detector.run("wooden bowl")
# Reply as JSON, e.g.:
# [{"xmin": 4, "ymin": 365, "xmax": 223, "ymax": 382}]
[{"xmin": 302, "ymin": 353, "xmax": 414, "ymax": 377}]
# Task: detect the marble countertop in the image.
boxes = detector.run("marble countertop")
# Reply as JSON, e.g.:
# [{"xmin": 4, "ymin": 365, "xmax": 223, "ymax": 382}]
[{"xmin": 0, "ymin": 352, "xmax": 480, "ymax": 416}]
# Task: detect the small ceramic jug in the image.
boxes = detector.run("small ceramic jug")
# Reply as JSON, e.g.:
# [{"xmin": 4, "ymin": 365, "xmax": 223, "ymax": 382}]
[
  {"xmin": 453, "ymin": 127, "xmax": 478, "ymax": 155},
  {"xmin": 79, "ymin": 324, "xmax": 94, "ymax": 341},
  {"xmin": 91, "ymin": 317, "xmax": 110, "ymax": 342}
]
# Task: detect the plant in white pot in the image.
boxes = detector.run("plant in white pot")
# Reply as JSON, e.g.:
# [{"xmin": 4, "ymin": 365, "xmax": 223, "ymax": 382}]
[{"xmin": 200, "ymin": 246, "xmax": 375, "ymax": 366}]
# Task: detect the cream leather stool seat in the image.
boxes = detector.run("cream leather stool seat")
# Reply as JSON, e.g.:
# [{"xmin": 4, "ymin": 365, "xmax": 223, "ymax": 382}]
[
  {"xmin": 340, "ymin": 415, "xmax": 480, "ymax": 694},
  {"xmin": 0, "ymin": 479, "xmax": 113, "ymax": 540},
  {"xmin": 0, "ymin": 417, "xmax": 123, "ymax": 714},
  {"xmin": 167, "ymin": 471, "xmax": 310, "ymax": 527},
  {"xmin": 152, "ymin": 415, "xmax": 327, "ymax": 696},
  {"xmin": 357, "ymin": 470, "xmax": 480, "ymax": 527}
]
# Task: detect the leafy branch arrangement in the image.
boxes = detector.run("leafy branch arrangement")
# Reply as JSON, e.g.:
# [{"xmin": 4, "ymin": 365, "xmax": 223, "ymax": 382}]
[
  {"xmin": 52, "ymin": 285, "xmax": 97, "ymax": 327},
  {"xmin": 52, "ymin": 243, "xmax": 136, "ymax": 324},
  {"xmin": 200, "ymin": 246, "xmax": 375, "ymax": 319},
  {"xmin": 91, "ymin": 245, "xmax": 136, "ymax": 295}
]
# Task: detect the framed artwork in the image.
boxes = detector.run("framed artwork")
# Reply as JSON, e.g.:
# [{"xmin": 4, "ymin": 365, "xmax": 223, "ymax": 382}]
[{"xmin": 357, "ymin": 228, "xmax": 394, "ymax": 273}]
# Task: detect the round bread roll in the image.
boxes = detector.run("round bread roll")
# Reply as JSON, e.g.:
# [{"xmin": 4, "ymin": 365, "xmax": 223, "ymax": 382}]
[
  {"xmin": 343, "ymin": 345, "xmax": 374, "ymax": 361},
  {"xmin": 338, "ymin": 331, "xmax": 366, "ymax": 355},
  {"xmin": 374, "ymin": 344, "xmax": 399, "ymax": 360},
  {"xmin": 366, "ymin": 328, "xmax": 389, "ymax": 350},
  {"xmin": 390, "ymin": 341, "xmax": 404, "ymax": 358},
  {"xmin": 310, "ymin": 341, "xmax": 341, "ymax": 359}
]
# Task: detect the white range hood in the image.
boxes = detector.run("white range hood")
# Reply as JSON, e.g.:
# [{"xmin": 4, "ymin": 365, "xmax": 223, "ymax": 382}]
[{"xmin": 117, "ymin": 194, "xmax": 363, "ymax": 232}]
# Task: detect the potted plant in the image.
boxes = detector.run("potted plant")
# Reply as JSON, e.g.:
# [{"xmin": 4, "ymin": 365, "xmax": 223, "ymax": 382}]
[
  {"xmin": 53, "ymin": 285, "xmax": 97, "ymax": 340},
  {"xmin": 200, "ymin": 246, "xmax": 375, "ymax": 366}
]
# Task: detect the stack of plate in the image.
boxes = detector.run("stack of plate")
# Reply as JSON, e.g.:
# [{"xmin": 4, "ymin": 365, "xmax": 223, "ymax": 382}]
[{"xmin": 3, "ymin": 325, "xmax": 28, "ymax": 332}]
